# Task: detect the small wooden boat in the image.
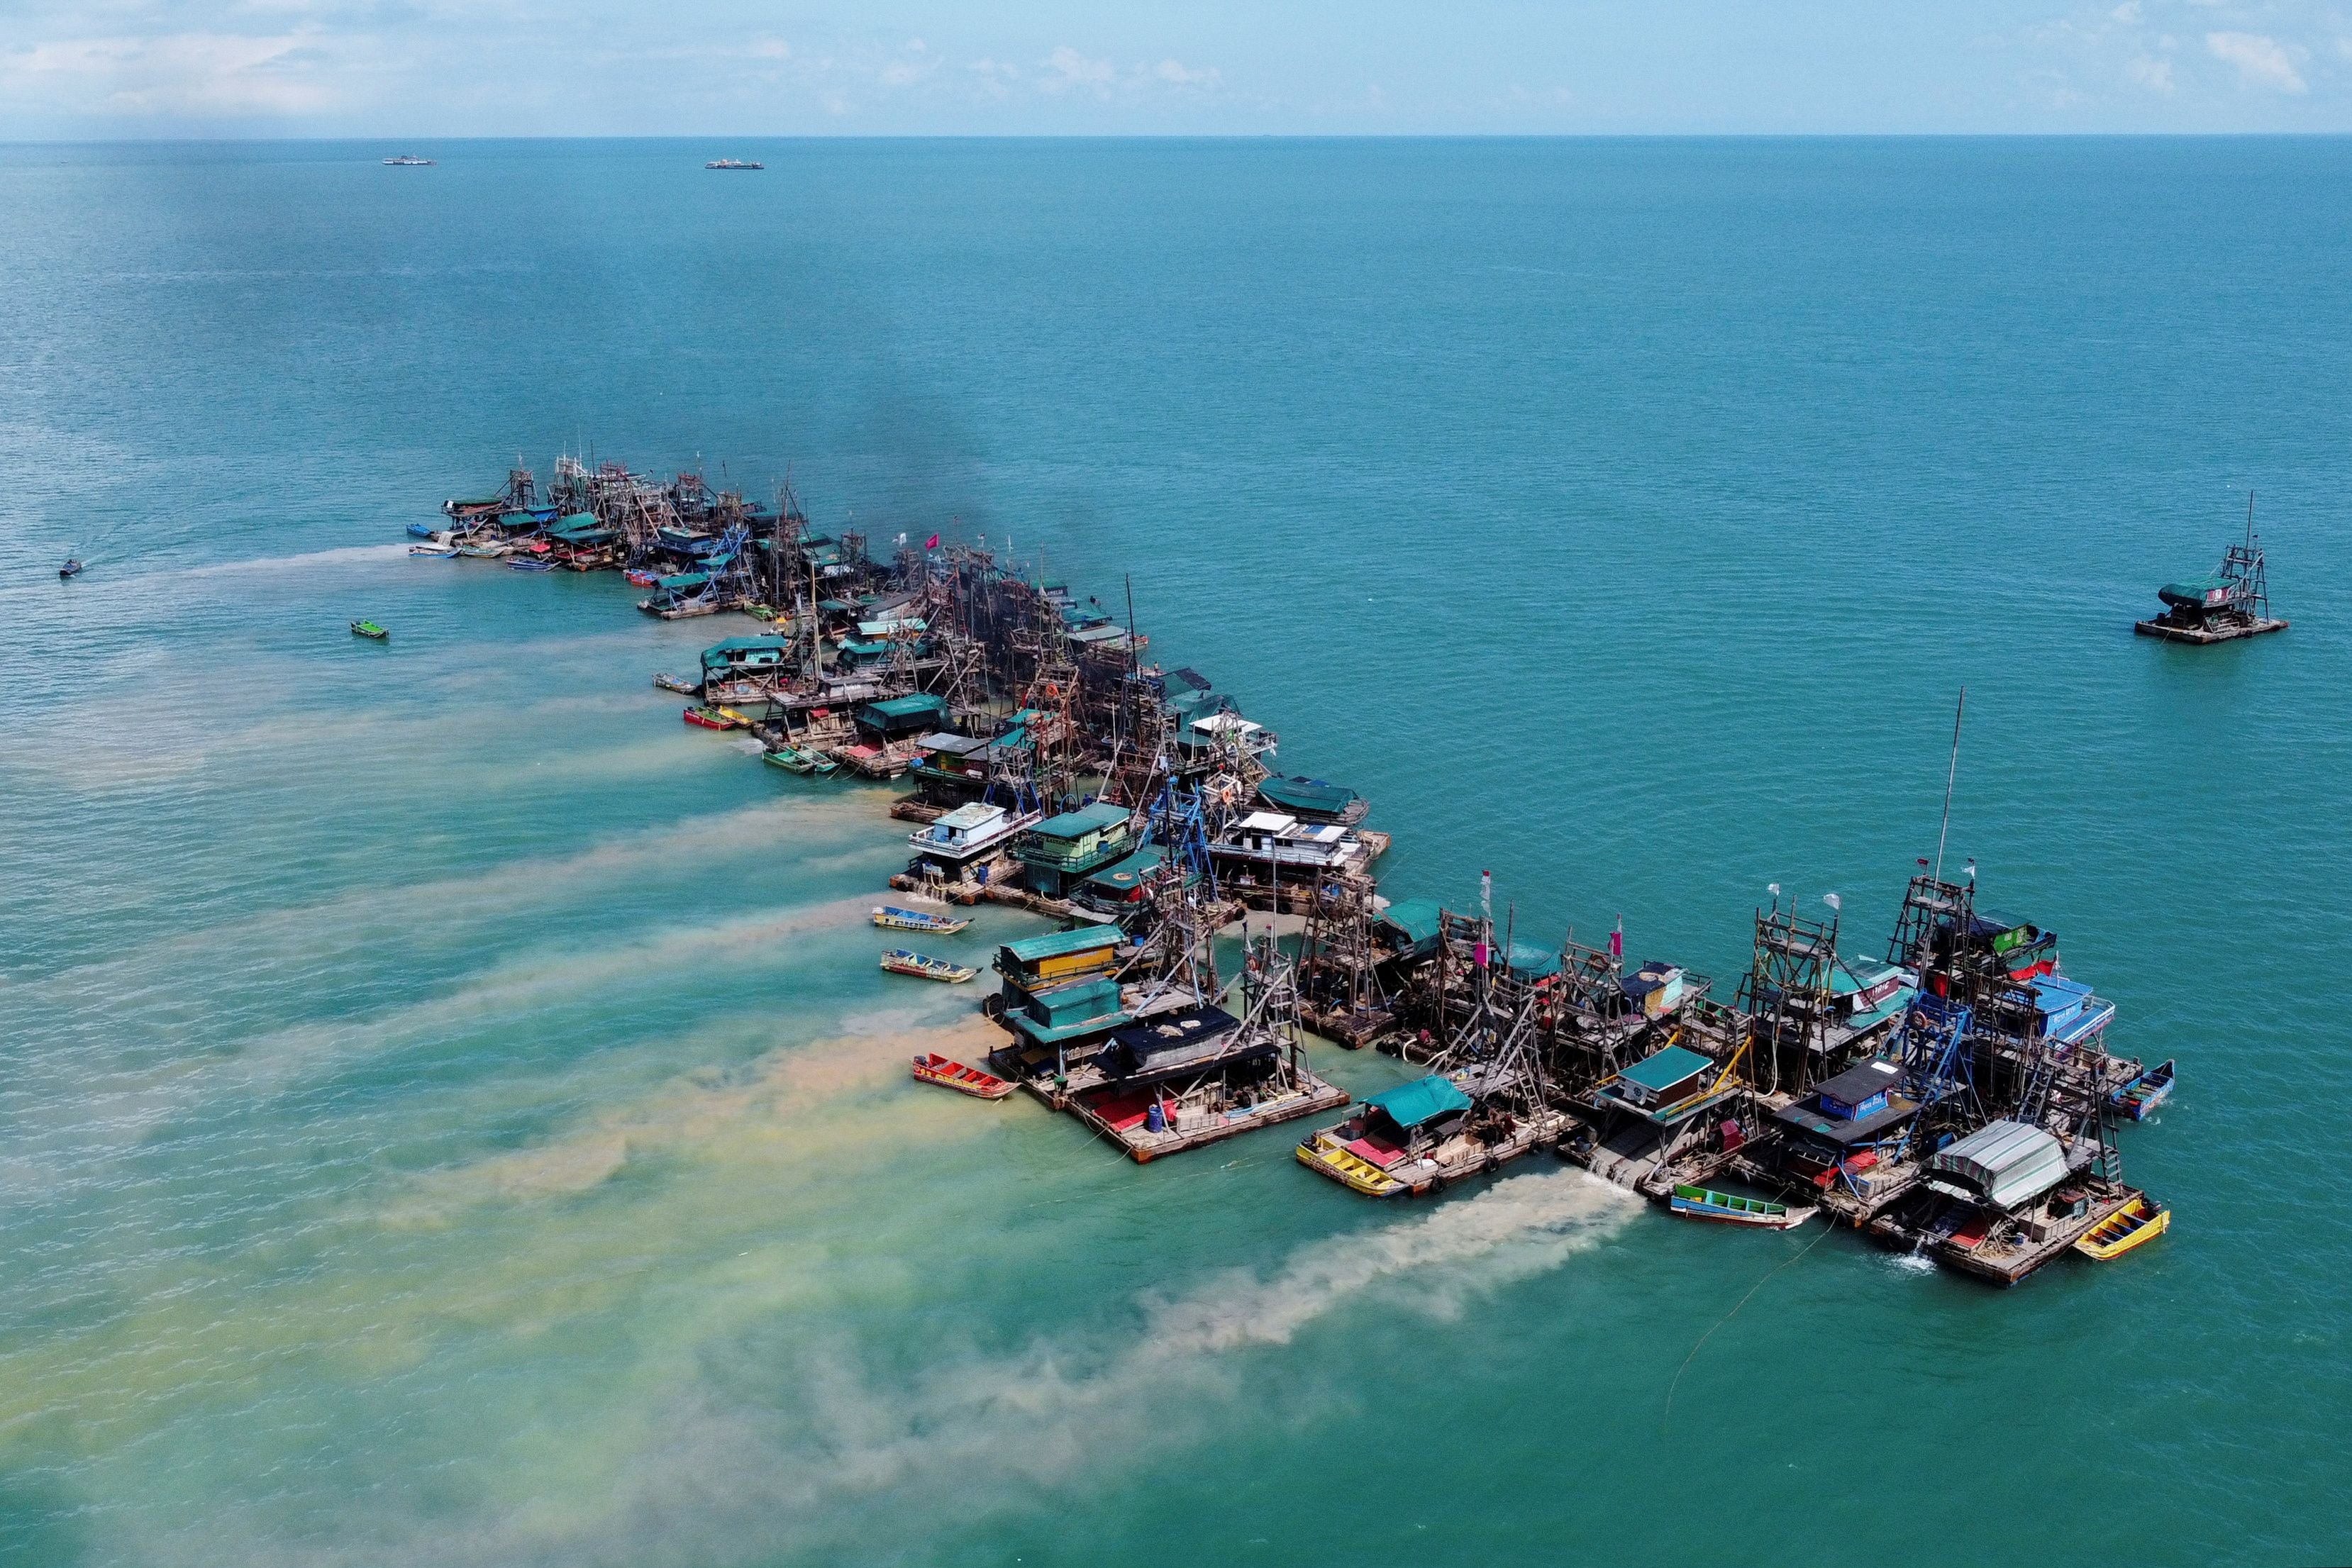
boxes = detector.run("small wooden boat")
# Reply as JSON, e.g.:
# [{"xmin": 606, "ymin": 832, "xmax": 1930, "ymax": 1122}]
[
  {"xmin": 683, "ymin": 706, "xmax": 741, "ymax": 730},
  {"xmin": 761, "ymin": 744, "xmax": 836, "ymax": 775},
  {"xmin": 880, "ymin": 949, "xmax": 977, "ymax": 984},
  {"xmin": 409, "ymin": 545, "xmax": 458, "ymax": 558},
  {"xmin": 58, "ymin": 558, "xmax": 83, "ymax": 579},
  {"xmin": 350, "ymin": 619, "xmax": 389, "ymax": 640},
  {"xmin": 653, "ymin": 673, "xmax": 699, "ymax": 695},
  {"xmin": 507, "ymin": 557, "xmax": 555, "ymax": 572},
  {"xmin": 455, "ymin": 540, "xmax": 508, "ymax": 558},
  {"xmin": 2110, "ymin": 1059, "xmax": 2174, "ymax": 1121},
  {"xmin": 911, "ymin": 1052, "xmax": 1015, "ymax": 1099},
  {"xmin": 1670, "ymin": 1184, "xmax": 1809, "ymax": 1229},
  {"xmin": 624, "ymin": 568, "xmax": 660, "ymax": 587},
  {"xmin": 873, "ymin": 905, "xmax": 972, "ymax": 934},
  {"xmin": 2074, "ymin": 1193, "xmax": 2170, "ymax": 1260}
]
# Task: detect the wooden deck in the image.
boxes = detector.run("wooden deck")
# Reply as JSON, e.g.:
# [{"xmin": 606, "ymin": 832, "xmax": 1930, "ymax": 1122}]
[
  {"xmin": 1045, "ymin": 1075, "xmax": 1350, "ymax": 1163},
  {"xmin": 2134, "ymin": 616, "xmax": 2288, "ymax": 644}
]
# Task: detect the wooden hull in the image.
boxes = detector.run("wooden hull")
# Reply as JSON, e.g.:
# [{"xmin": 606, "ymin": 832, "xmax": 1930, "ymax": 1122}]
[
  {"xmin": 1669, "ymin": 1187, "xmax": 1809, "ymax": 1228},
  {"xmin": 873, "ymin": 907, "xmax": 972, "ymax": 934},
  {"xmin": 2112, "ymin": 1061, "xmax": 2175, "ymax": 1121},
  {"xmin": 880, "ymin": 951, "xmax": 977, "ymax": 984},
  {"xmin": 1296, "ymin": 1132, "xmax": 1411, "ymax": 1196},
  {"xmin": 682, "ymin": 707, "xmax": 740, "ymax": 730},
  {"xmin": 912, "ymin": 1053, "xmax": 1014, "ymax": 1099}
]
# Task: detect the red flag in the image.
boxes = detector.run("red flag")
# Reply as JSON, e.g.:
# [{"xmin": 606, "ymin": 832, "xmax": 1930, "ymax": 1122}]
[
  {"xmin": 925, "ymin": 532, "xmax": 939, "ymax": 550},
  {"xmin": 1608, "ymin": 918, "xmax": 1622, "ymax": 960}
]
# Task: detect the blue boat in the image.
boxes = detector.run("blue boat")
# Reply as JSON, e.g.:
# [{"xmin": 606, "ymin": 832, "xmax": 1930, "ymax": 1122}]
[
  {"xmin": 2109, "ymin": 1059, "xmax": 2174, "ymax": 1121},
  {"xmin": 406, "ymin": 522, "xmax": 440, "ymax": 539}
]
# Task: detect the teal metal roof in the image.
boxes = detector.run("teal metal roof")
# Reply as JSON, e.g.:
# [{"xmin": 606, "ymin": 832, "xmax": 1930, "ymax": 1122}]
[
  {"xmin": 702, "ymin": 635, "xmax": 791, "ymax": 657},
  {"xmin": 1001, "ymin": 925, "xmax": 1123, "ymax": 965},
  {"xmin": 654, "ymin": 572, "xmax": 709, "ymax": 590},
  {"xmin": 1368, "ymin": 1075, "xmax": 1473, "ymax": 1130},
  {"xmin": 1619, "ymin": 1045, "xmax": 1714, "ymax": 1094},
  {"xmin": 1031, "ymin": 801, "xmax": 1133, "ymax": 840},
  {"xmin": 864, "ymin": 694, "xmax": 947, "ymax": 720}
]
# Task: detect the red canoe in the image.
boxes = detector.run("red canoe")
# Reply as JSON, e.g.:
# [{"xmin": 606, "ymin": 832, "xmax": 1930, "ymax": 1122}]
[
  {"xmin": 682, "ymin": 706, "xmax": 738, "ymax": 730},
  {"xmin": 911, "ymin": 1052, "xmax": 1015, "ymax": 1100}
]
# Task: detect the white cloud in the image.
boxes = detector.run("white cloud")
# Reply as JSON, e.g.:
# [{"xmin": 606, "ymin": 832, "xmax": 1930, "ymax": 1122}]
[
  {"xmin": 1153, "ymin": 58, "xmax": 1219, "ymax": 87},
  {"xmin": 0, "ymin": 31, "xmax": 335, "ymax": 116},
  {"xmin": 1042, "ymin": 45, "xmax": 1115, "ymax": 93},
  {"xmin": 2205, "ymin": 30, "xmax": 2306, "ymax": 92},
  {"xmin": 2126, "ymin": 54, "xmax": 2175, "ymax": 91},
  {"xmin": 2111, "ymin": 1, "xmax": 2143, "ymax": 21}
]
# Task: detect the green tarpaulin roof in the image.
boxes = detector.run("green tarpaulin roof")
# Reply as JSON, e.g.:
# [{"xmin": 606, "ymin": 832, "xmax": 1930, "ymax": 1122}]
[
  {"xmin": 655, "ymin": 572, "xmax": 709, "ymax": 590},
  {"xmin": 1620, "ymin": 1045, "xmax": 1714, "ymax": 1094},
  {"xmin": 1001, "ymin": 925, "xmax": 1123, "ymax": 965},
  {"xmin": 1377, "ymin": 896, "xmax": 1443, "ymax": 945},
  {"xmin": 703, "ymin": 635, "xmax": 791, "ymax": 657},
  {"xmin": 1506, "ymin": 941, "xmax": 1561, "ymax": 978},
  {"xmin": 1084, "ymin": 844, "xmax": 1167, "ymax": 891},
  {"xmin": 1368, "ymin": 1075, "xmax": 1473, "ymax": 1130}
]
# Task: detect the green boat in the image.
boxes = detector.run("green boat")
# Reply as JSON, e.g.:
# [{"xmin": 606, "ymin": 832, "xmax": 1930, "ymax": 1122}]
[
  {"xmin": 1669, "ymin": 1184, "xmax": 1807, "ymax": 1229},
  {"xmin": 762, "ymin": 745, "xmax": 838, "ymax": 777},
  {"xmin": 350, "ymin": 620, "xmax": 388, "ymax": 640}
]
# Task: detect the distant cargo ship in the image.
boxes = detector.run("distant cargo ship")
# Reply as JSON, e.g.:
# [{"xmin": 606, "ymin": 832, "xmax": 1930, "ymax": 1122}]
[
  {"xmin": 382, "ymin": 155, "xmax": 436, "ymax": 166},
  {"xmin": 705, "ymin": 158, "xmax": 764, "ymax": 171}
]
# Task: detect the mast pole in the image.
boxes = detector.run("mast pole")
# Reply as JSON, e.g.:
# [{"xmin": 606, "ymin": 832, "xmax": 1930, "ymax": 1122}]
[{"xmin": 1934, "ymin": 687, "xmax": 1966, "ymax": 885}]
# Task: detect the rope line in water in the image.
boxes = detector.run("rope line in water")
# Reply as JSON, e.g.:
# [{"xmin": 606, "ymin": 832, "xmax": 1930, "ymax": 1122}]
[{"xmin": 1660, "ymin": 1219, "xmax": 1834, "ymax": 1435}]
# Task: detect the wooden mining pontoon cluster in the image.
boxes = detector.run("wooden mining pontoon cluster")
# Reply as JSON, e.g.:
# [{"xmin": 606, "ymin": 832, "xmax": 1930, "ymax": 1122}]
[{"xmin": 416, "ymin": 452, "xmax": 2192, "ymax": 1289}]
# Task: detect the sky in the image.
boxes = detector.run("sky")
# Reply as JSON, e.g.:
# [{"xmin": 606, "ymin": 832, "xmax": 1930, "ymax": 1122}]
[{"xmin": 4, "ymin": 0, "xmax": 2352, "ymax": 138}]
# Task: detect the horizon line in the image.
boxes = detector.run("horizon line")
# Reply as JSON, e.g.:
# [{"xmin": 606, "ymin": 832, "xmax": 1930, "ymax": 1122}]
[{"xmin": 9, "ymin": 130, "xmax": 2352, "ymax": 145}]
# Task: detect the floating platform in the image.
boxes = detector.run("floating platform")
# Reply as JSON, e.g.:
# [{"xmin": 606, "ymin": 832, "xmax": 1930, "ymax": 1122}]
[
  {"xmin": 1065, "ymin": 1076, "xmax": 1349, "ymax": 1163},
  {"xmin": 1868, "ymin": 1181, "xmax": 2140, "ymax": 1286},
  {"xmin": 1299, "ymin": 1107, "xmax": 1569, "ymax": 1196},
  {"xmin": 2134, "ymin": 616, "xmax": 2287, "ymax": 644}
]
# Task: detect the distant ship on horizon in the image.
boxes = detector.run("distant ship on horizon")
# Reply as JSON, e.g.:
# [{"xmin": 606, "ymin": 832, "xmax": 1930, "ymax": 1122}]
[
  {"xmin": 382, "ymin": 155, "xmax": 436, "ymax": 166},
  {"xmin": 704, "ymin": 158, "xmax": 764, "ymax": 171}
]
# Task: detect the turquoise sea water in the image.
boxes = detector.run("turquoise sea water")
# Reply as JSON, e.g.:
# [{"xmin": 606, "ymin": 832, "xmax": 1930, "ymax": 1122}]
[{"xmin": 3, "ymin": 138, "xmax": 2349, "ymax": 1565}]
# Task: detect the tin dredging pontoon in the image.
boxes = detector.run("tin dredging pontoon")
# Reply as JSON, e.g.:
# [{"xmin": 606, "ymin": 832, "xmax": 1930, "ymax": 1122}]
[
  {"xmin": 2135, "ymin": 494, "xmax": 2287, "ymax": 645},
  {"xmin": 413, "ymin": 452, "xmax": 2187, "ymax": 1287}
]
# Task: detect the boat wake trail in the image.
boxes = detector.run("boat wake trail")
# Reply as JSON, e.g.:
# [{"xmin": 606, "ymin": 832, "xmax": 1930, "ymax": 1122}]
[
  {"xmin": 573, "ymin": 1170, "xmax": 1636, "ymax": 1561},
  {"xmin": 204, "ymin": 1170, "xmax": 1638, "ymax": 1567},
  {"xmin": 181, "ymin": 542, "xmax": 414, "ymax": 577}
]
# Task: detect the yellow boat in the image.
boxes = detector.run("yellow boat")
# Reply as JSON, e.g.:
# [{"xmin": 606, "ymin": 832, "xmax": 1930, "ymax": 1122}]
[
  {"xmin": 2074, "ymin": 1193, "xmax": 2170, "ymax": 1261},
  {"xmin": 1295, "ymin": 1129, "xmax": 1407, "ymax": 1196}
]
